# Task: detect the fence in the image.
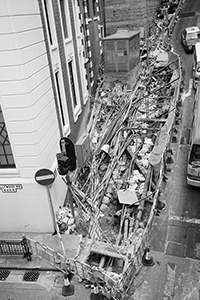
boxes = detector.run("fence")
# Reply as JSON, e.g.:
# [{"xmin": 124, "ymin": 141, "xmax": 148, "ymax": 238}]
[
  {"xmin": 0, "ymin": 238, "xmax": 31, "ymax": 256},
  {"xmin": 0, "ymin": 235, "xmax": 121, "ymax": 299},
  {"xmin": 28, "ymin": 238, "xmax": 121, "ymax": 300}
]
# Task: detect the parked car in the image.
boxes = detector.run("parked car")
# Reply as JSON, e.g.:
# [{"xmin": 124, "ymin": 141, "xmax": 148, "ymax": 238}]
[{"xmin": 181, "ymin": 26, "xmax": 200, "ymax": 53}]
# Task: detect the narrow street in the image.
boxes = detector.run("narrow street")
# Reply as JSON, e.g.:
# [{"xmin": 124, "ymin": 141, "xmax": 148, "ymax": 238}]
[
  {"xmin": 155, "ymin": 0, "xmax": 200, "ymax": 262},
  {"xmin": 133, "ymin": 0, "xmax": 200, "ymax": 299}
]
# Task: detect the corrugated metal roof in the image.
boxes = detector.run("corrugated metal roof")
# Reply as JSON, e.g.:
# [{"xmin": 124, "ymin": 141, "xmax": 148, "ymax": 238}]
[{"xmin": 103, "ymin": 30, "xmax": 140, "ymax": 41}]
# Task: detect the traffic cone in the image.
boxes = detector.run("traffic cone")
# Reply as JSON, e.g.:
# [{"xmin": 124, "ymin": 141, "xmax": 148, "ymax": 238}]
[
  {"xmin": 177, "ymin": 99, "xmax": 182, "ymax": 108},
  {"xmin": 172, "ymin": 127, "xmax": 178, "ymax": 143},
  {"xmin": 156, "ymin": 200, "xmax": 166, "ymax": 211},
  {"xmin": 142, "ymin": 247, "xmax": 154, "ymax": 267},
  {"xmin": 62, "ymin": 272, "xmax": 75, "ymax": 296},
  {"xmin": 166, "ymin": 149, "xmax": 174, "ymax": 164}
]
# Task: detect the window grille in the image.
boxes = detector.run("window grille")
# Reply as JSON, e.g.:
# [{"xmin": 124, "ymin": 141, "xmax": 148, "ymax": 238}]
[{"xmin": 0, "ymin": 107, "xmax": 15, "ymax": 169}]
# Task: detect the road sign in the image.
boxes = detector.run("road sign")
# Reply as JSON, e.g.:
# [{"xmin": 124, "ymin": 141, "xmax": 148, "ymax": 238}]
[{"xmin": 35, "ymin": 168, "xmax": 55, "ymax": 186}]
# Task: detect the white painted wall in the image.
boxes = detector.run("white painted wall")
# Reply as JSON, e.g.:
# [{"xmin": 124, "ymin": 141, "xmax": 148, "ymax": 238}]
[
  {"xmin": 0, "ymin": 0, "xmax": 60, "ymax": 177},
  {"xmin": 0, "ymin": 0, "xmax": 88, "ymax": 232},
  {"xmin": 0, "ymin": 182, "xmax": 53, "ymax": 232},
  {"xmin": 0, "ymin": 0, "xmax": 62, "ymax": 232}
]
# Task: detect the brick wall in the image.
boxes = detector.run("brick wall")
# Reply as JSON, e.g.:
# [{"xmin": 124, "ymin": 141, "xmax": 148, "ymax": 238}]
[{"xmin": 104, "ymin": 0, "xmax": 161, "ymax": 36}]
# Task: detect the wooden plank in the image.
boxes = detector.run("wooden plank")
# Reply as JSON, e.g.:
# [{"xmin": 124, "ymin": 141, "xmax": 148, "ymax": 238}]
[{"xmin": 90, "ymin": 240, "xmax": 125, "ymax": 260}]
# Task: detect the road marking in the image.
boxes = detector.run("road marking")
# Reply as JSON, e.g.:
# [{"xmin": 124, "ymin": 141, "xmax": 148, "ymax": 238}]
[
  {"xmin": 181, "ymin": 78, "xmax": 193, "ymax": 102},
  {"xmin": 169, "ymin": 215, "xmax": 200, "ymax": 225},
  {"xmin": 162, "ymin": 262, "xmax": 177, "ymax": 300}
]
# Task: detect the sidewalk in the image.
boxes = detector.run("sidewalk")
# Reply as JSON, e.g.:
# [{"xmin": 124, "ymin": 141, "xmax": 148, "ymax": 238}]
[
  {"xmin": 130, "ymin": 250, "xmax": 200, "ymax": 300},
  {"xmin": 0, "ymin": 271, "xmax": 92, "ymax": 300},
  {"xmin": 0, "ymin": 232, "xmax": 92, "ymax": 300},
  {"xmin": 0, "ymin": 232, "xmax": 85, "ymax": 270}
]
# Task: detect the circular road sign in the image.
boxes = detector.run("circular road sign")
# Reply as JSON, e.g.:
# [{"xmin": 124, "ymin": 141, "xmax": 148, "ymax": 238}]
[{"xmin": 35, "ymin": 168, "xmax": 55, "ymax": 186}]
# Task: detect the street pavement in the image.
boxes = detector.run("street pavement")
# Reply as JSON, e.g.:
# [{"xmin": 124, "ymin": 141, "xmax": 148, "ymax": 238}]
[
  {"xmin": 129, "ymin": 87, "xmax": 200, "ymax": 299},
  {"xmin": 0, "ymin": 270, "xmax": 91, "ymax": 300},
  {"xmin": 130, "ymin": 250, "xmax": 200, "ymax": 300},
  {"xmin": 0, "ymin": 233, "xmax": 92, "ymax": 300},
  {"xmin": 0, "ymin": 106, "xmax": 197, "ymax": 300}
]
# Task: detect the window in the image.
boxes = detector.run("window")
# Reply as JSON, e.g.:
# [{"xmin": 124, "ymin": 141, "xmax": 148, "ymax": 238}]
[
  {"xmin": 59, "ymin": 0, "xmax": 68, "ymax": 39},
  {"xmin": 68, "ymin": 60, "xmax": 77, "ymax": 107},
  {"xmin": 189, "ymin": 144, "xmax": 200, "ymax": 166},
  {"xmin": 92, "ymin": 0, "xmax": 97, "ymax": 17},
  {"xmin": 43, "ymin": 0, "xmax": 53, "ymax": 45},
  {"xmin": 86, "ymin": 0, "xmax": 91, "ymax": 18},
  {"xmin": 0, "ymin": 107, "xmax": 15, "ymax": 169},
  {"xmin": 55, "ymin": 72, "xmax": 65, "ymax": 126},
  {"xmin": 73, "ymin": 0, "xmax": 81, "ymax": 35}
]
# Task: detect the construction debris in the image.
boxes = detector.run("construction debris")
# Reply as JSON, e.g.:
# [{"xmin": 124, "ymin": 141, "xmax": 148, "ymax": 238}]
[
  {"xmin": 56, "ymin": 205, "xmax": 76, "ymax": 234},
  {"xmin": 58, "ymin": 1, "xmax": 184, "ymax": 299}
]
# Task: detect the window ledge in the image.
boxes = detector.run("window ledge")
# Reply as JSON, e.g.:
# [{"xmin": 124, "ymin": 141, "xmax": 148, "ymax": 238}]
[
  {"xmin": 50, "ymin": 44, "xmax": 58, "ymax": 51},
  {"xmin": 0, "ymin": 169, "xmax": 19, "ymax": 176},
  {"xmin": 74, "ymin": 106, "xmax": 82, "ymax": 122},
  {"xmin": 76, "ymin": 33, "xmax": 82, "ymax": 38},
  {"xmin": 63, "ymin": 125, "xmax": 71, "ymax": 137},
  {"xmin": 64, "ymin": 37, "xmax": 72, "ymax": 45}
]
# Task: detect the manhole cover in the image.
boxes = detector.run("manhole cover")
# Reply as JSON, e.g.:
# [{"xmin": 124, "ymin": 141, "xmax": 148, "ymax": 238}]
[
  {"xmin": 23, "ymin": 271, "xmax": 40, "ymax": 282},
  {"xmin": 0, "ymin": 270, "xmax": 11, "ymax": 281}
]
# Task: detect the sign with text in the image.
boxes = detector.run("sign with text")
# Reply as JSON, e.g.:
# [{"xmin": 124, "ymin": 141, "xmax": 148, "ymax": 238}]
[{"xmin": 0, "ymin": 184, "xmax": 23, "ymax": 193}]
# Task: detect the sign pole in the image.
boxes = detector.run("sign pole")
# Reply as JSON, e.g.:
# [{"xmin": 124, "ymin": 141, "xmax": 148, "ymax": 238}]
[
  {"xmin": 34, "ymin": 168, "xmax": 67, "ymax": 259},
  {"xmin": 46, "ymin": 186, "xmax": 67, "ymax": 259},
  {"xmin": 46, "ymin": 186, "xmax": 57, "ymax": 233}
]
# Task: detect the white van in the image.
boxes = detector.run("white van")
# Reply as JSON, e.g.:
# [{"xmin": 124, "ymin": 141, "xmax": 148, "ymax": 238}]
[{"xmin": 193, "ymin": 42, "xmax": 200, "ymax": 87}]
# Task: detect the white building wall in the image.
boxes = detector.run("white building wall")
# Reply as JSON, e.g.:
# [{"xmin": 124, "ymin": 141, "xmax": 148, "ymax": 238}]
[{"xmin": 0, "ymin": 0, "xmax": 67, "ymax": 232}]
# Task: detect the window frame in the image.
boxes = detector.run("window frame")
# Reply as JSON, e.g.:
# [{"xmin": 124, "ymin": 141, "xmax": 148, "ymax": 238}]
[
  {"xmin": 43, "ymin": 0, "xmax": 56, "ymax": 46},
  {"xmin": 59, "ymin": 0, "xmax": 69, "ymax": 40},
  {"xmin": 68, "ymin": 60, "xmax": 78, "ymax": 108},
  {"xmin": 0, "ymin": 107, "xmax": 15, "ymax": 169}
]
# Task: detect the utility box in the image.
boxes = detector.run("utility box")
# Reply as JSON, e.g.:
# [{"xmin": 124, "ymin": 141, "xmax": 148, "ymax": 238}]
[
  {"xmin": 75, "ymin": 131, "xmax": 91, "ymax": 168},
  {"xmin": 102, "ymin": 29, "xmax": 140, "ymax": 72}
]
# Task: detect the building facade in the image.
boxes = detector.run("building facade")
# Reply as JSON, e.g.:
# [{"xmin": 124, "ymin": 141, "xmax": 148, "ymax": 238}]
[
  {"xmin": 78, "ymin": 0, "xmax": 104, "ymax": 95},
  {"xmin": 0, "ymin": 0, "xmax": 89, "ymax": 232},
  {"xmin": 103, "ymin": 0, "xmax": 161, "ymax": 37}
]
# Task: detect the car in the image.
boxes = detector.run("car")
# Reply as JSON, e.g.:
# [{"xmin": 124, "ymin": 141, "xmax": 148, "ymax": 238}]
[{"xmin": 181, "ymin": 26, "xmax": 200, "ymax": 53}]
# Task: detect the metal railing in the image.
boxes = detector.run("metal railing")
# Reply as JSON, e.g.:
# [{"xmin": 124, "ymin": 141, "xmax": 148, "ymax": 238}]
[{"xmin": 0, "ymin": 237, "xmax": 31, "ymax": 257}]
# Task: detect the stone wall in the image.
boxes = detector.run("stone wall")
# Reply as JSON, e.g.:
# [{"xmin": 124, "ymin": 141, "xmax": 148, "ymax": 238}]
[{"xmin": 104, "ymin": 0, "xmax": 161, "ymax": 36}]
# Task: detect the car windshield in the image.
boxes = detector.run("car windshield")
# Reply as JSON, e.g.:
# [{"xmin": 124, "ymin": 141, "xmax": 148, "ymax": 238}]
[
  {"xmin": 189, "ymin": 144, "xmax": 200, "ymax": 166},
  {"xmin": 186, "ymin": 32, "xmax": 199, "ymax": 40}
]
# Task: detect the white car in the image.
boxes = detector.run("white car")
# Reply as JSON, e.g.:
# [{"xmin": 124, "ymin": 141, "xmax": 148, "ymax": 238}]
[{"xmin": 181, "ymin": 26, "xmax": 200, "ymax": 53}]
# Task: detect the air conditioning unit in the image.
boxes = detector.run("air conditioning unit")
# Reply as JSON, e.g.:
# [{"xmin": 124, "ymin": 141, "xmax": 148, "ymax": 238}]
[{"xmin": 75, "ymin": 131, "xmax": 91, "ymax": 168}]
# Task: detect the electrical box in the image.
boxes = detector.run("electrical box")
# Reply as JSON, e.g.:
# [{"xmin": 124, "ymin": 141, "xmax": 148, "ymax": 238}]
[
  {"xmin": 75, "ymin": 131, "xmax": 91, "ymax": 168},
  {"xmin": 102, "ymin": 29, "xmax": 140, "ymax": 72}
]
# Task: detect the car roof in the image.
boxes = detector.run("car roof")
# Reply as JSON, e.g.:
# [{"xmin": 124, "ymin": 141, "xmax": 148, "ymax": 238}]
[{"xmin": 185, "ymin": 26, "xmax": 200, "ymax": 34}]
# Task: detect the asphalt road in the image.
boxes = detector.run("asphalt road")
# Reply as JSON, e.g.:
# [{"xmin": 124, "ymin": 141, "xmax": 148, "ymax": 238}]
[{"xmin": 150, "ymin": 0, "xmax": 200, "ymax": 261}]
